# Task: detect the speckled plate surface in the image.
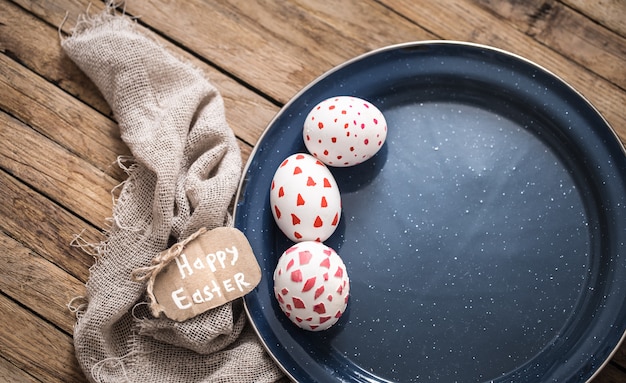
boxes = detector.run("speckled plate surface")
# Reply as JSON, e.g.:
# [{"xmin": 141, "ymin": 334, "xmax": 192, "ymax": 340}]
[{"xmin": 234, "ymin": 41, "xmax": 626, "ymax": 382}]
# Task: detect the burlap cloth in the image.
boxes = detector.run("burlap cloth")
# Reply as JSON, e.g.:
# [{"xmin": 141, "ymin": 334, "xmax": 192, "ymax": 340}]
[{"xmin": 62, "ymin": 5, "xmax": 284, "ymax": 383}]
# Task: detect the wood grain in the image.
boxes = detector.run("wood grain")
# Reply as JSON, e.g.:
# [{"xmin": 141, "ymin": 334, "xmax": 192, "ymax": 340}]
[
  {"xmin": 2, "ymin": 0, "xmax": 113, "ymax": 117},
  {"xmin": 120, "ymin": 0, "xmax": 433, "ymax": 104},
  {"xmin": 563, "ymin": 0, "xmax": 626, "ymax": 38},
  {"xmin": 0, "ymin": 356, "xmax": 40, "ymax": 383},
  {"xmin": 593, "ymin": 363, "xmax": 626, "ymax": 383},
  {"xmin": 0, "ymin": 111, "xmax": 115, "ymax": 228},
  {"xmin": 0, "ymin": 293, "xmax": 85, "ymax": 383},
  {"xmin": 614, "ymin": 343, "xmax": 626, "ymax": 369},
  {"xmin": 0, "ymin": 169, "xmax": 97, "ymax": 283},
  {"xmin": 0, "ymin": 232, "xmax": 84, "ymax": 334},
  {"xmin": 475, "ymin": 0, "xmax": 626, "ymax": 90},
  {"xmin": 1, "ymin": 0, "xmax": 625, "ymax": 382},
  {"xmin": 0, "ymin": 51, "xmax": 128, "ymax": 181}
]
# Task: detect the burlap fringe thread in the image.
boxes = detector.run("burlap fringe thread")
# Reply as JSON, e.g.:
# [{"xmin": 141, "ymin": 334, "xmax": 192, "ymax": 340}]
[{"xmin": 130, "ymin": 227, "xmax": 208, "ymax": 318}]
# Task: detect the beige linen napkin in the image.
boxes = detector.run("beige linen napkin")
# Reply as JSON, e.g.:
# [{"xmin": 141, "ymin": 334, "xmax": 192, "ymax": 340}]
[{"xmin": 62, "ymin": 5, "xmax": 283, "ymax": 382}]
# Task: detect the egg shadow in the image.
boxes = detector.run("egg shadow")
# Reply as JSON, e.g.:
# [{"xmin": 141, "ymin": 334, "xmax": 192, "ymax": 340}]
[{"xmin": 328, "ymin": 143, "xmax": 388, "ymax": 193}]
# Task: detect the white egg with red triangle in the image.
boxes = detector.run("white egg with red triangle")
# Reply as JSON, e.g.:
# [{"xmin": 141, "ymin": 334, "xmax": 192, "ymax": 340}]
[{"xmin": 269, "ymin": 153, "xmax": 341, "ymax": 242}]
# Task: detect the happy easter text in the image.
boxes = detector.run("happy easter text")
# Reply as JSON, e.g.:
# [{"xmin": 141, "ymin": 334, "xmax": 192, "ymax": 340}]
[{"xmin": 170, "ymin": 246, "xmax": 252, "ymax": 309}]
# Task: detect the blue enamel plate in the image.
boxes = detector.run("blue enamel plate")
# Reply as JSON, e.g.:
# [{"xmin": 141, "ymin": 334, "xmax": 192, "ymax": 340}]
[{"xmin": 234, "ymin": 41, "xmax": 626, "ymax": 382}]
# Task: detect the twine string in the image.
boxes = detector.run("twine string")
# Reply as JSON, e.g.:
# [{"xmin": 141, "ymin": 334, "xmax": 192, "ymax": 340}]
[{"xmin": 131, "ymin": 227, "xmax": 208, "ymax": 317}]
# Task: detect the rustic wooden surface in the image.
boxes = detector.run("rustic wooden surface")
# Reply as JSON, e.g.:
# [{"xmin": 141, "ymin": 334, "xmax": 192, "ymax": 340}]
[{"xmin": 1, "ymin": 0, "xmax": 625, "ymax": 382}]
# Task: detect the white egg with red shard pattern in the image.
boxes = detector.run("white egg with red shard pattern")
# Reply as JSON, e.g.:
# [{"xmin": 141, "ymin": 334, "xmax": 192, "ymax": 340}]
[
  {"xmin": 270, "ymin": 153, "xmax": 341, "ymax": 242},
  {"xmin": 273, "ymin": 241, "xmax": 350, "ymax": 331},
  {"xmin": 303, "ymin": 96, "xmax": 387, "ymax": 167}
]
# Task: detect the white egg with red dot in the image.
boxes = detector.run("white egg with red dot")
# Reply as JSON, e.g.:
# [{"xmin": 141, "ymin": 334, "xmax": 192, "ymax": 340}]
[
  {"xmin": 270, "ymin": 153, "xmax": 341, "ymax": 242},
  {"xmin": 273, "ymin": 241, "xmax": 350, "ymax": 331},
  {"xmin": 303, "ymin": 96, "xmax": 387, "ymax": 167}
]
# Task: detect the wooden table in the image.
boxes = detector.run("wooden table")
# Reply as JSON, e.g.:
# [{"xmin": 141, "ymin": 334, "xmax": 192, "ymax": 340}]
[{"xmin": 1, "ymin": 1, "xmax": 625, "ymax": 382}]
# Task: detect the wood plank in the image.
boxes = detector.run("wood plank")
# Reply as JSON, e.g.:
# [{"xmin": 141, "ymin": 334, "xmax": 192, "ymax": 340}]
[
  {"xmin": 475, "ymin": 0, "xmax": 626, "ymax": 90},
  {"xmin": 120, "ymin": 1, "xmax": 329, "ymax": 104},
  {"xmin": 239, "ymin": 140, "xmax": 253, "ymax": 165},
  {"xmin": 614, "ymin": 341, "xmax": 626, "ymax": 368},
  {"xmin": 0, "ymin": 294, "xmax": 86, "ymax": 383},
  {"xmin": 0, "ymin": 231, "xmax": 85, "ymax": 334},
  {"xmin": 0, "ymin": 356, "xmax": 41, "ymax": 383},
  {"xmin": 378, "ymin": 0, "xmax": 626, "ymax": 145},
  {"xmin": 563, "ymin": 0, "xmax": 626, "ymax": 39},
  {"xmin": 1, "ymin": 0, "xmax": 112, "ymax": 117},
  {"xmin": 0, "ymin": 170, "xmax": 96, "ymax": 282},
  {"xmin": 6, "ymin": 0, "xmax": 96, "ymax": 32},
  {"xmin": 593, "ymin": 362, "xmax": 626, "ymax": 383},
  {"xmin": 0, "ymin": 52, "xmax": 128, "ymax": 182},
  {"xmin": 119, "ymin": 0, "xmax": 433, "ymax": 104},
  {"xmin": 0, "ymin": 111, "xmax": 115, "ymax": 229},
  {"xmin": 7, "ymin": 0, "xmax": 279, "ymax": 148}
]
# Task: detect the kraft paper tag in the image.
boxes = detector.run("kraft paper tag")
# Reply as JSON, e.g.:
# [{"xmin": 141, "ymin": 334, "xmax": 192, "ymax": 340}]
[{"xmin": 131, "ymin": 227, "xmax": 261, "ymax": 321}]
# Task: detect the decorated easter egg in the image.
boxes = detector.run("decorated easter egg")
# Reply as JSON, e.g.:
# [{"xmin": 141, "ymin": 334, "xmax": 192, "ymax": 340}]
[
  {"xmin": 303, "ymin": 96, "xmax": 387, "ymax": 167},
  {"xmin": 273, "ymin": 241, "xmax": 350, "ymax": 331},
  {"xmin": 270, "ymin": 153, "xmax": 341, "ymax": 242}
]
